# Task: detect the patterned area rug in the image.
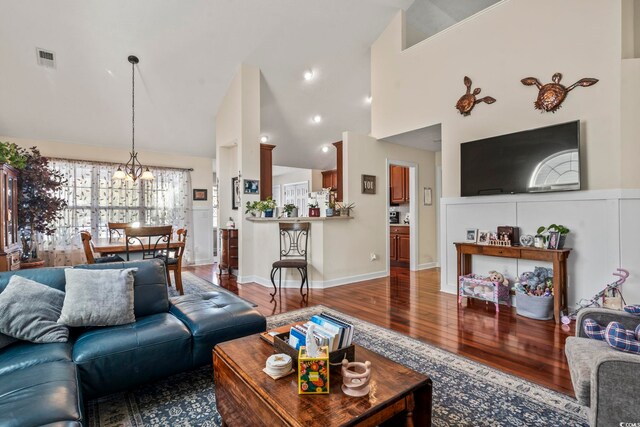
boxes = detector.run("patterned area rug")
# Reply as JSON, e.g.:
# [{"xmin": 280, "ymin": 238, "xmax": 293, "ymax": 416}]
[
  {"xmin": 87, "ymin": 305, "xmax": 587, "ymax": 427},
  {"xmin": 167, "ymin": 272, "xmax": 257, "ymax": 307}
]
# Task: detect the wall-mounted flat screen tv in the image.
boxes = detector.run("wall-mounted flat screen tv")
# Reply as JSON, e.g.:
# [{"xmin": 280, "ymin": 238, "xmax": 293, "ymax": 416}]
[{"xmin": 460, "ymin": 120, "xmax": 580, "ymax": 197}]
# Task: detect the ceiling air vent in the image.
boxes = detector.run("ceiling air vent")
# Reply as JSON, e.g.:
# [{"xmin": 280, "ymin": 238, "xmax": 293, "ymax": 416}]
[{"xmin": 36, "ymin": 48, "xmax": 56, "ymax": 68}]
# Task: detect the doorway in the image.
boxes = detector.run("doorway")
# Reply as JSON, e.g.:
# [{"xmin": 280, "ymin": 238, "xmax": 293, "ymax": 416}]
[{"xmin": 386, "ymin": 160, "xmax": 418, "ymax": 272}]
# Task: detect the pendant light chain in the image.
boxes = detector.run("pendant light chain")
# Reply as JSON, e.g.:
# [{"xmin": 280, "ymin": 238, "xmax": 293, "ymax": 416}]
[{"xmin": 131, "ymin": 57, "xmax": 135, "ymax": 155}]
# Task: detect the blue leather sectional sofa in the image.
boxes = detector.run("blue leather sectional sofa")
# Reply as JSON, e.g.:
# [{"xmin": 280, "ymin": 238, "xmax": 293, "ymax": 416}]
[{"xmin": 0, "ymin": 259, "xmax": 266, "ymax": 426}]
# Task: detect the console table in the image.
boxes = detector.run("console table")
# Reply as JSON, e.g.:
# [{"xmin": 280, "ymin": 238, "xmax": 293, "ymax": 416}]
[{"xmin": 454, "ymin": 243, "xmax": 572, "ymax": 323}]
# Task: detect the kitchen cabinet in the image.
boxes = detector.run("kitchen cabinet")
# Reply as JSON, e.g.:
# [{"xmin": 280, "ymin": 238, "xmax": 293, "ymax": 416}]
[
  {"xmin": 390, "ymin": 226, "xmax": 410, "ymax": 267},
  {"xmin": 390, "ymin": 165, "xmax": 409, "ymax": 204},
  {"xmin": 321, "ymin": 170, "xmax": 338, "ymax": 190},
  {"xmin": 0, "ymin": 165, "xmax": 20, "ymax": 271},
  {"xmin": 219, "ymin": 228, "xmax": 238, "ymax": 276}
]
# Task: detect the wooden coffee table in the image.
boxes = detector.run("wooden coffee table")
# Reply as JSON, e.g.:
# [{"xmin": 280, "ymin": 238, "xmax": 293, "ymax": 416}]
[{"xmin": 213, "ymin": 332, "xmax": 432, "ymax": 427}]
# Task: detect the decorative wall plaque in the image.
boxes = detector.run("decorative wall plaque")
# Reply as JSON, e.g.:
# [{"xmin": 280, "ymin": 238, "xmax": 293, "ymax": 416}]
[
  {"xmin": 361, "ymin": 174, "xmax": 376, "ymax": 194},
  {"xmin": 455, "ymin": 76, "xmax": 496, "ymax": 116},
  {"xmin": 521, "ymin": 72, "xmax": 598, "ymax": 113}
]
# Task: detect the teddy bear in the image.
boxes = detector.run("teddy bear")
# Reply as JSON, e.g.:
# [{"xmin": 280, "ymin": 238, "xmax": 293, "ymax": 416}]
[{"xmin": 488, "ymin": 270, "xmax": 509, "ymax": 287}]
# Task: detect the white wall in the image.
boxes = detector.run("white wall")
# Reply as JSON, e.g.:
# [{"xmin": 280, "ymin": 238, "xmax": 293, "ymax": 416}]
[
  {"xmin": 2, "ymin": 136, "xmax": 214, "ymax": 264},
  {"xmin": 372, "ymin": 1, "xmax": 623, "ymax": 197},
  {"xmin": 441, "ymin": 190, "xmax": 640, "ymax": 305}
]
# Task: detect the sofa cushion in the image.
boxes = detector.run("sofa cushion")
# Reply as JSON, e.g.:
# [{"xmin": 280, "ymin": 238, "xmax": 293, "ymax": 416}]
[
  {"xmin": 0, "ymin": 267, "xmax": 67, "ymax": 293},
  {"xmin": 0, "ymin": 341, "xmax": 73, "ymax": 376},
  {"xmin": 74, "ymin": 259, "xmax": 169, "ymax": 318},
  {"xmin": 0, "ymin": 275, "xmax": 69, "ymax": 343},
  {"xmin": 73, "ymin": 312, "xmax": 192, "ymax": 398},
  {"xmin": 59, "ymin": 268, "xmax": 137, "ymax": 327},
  {"xmin": 0, "ymin": 361, "xmax": 83, "ymax": 427},
  {"xmin": 0, "ymin": 333, "xmax": 16, "ymax": 350},
  {"xmin": 170, "ymin": 291, "xmax": 266, "ymax": 367},
  {"xmin": 565, "ymin": 336, "xmax": 619, "ymax": 406}
]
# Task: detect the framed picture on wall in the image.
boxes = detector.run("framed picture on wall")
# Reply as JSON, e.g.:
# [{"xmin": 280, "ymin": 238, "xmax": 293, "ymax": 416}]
[
  {"xmin": 193, "ymin": 189, "xmax": 208, "ymax": 201},
  {"xmin": 361, "ymin": 174, "xmax": 376, "ymax": 194},
  {"xmin": 232, "ymin": 177, "xmax": 240, "ymax": 210},
  {"xmin": 244, "ymin": 179, "xmax": 260, "ymax": 194}
]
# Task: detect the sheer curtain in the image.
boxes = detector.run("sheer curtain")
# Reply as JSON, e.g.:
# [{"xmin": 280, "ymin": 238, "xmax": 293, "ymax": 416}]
[{"xmin": 41, "ymin": 158, "xmax": 193, "ymax": 266}]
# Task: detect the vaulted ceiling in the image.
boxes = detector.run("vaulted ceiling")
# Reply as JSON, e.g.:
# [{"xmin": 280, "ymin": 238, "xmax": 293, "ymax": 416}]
[{"xmin": 0, "ymin": 0, "xmax": 498, "ymax": 170}]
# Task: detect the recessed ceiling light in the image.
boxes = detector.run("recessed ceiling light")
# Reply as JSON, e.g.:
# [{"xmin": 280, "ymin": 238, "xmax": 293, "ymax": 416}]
[
  {"xmin": 304, "ymin": 69, "xmax": 315, "ymax": 81},
  {"xmin": 312, "ymin": 115, "xmax": 322, "ymax": 123},
  {"xmin": 365, "ymin": 95, "xmax": 372, "ymax": 104},
  {"xmin": 322, "ymin": 146, "xmax": 329, "ymax": 153},
  {"xmin": 260, "ymin": 135, "xmax": 269, "ymax": 143}
]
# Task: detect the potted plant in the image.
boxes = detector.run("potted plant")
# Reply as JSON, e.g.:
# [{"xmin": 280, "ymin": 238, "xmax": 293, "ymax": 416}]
[
  {"xmin": 536, "ymin": 224, "xmax": 570, "ymax": 249},
  {"xmin": 259, "ymin": 197, "xmax": 277, "ymax": 218},
  {"xmin": 337, "ymin": 202, "xmax": 355, "ymax": 217},
  {"xmin": 283, "ymin": 203, "xmax": 298, "ymax": 218},
  {"xmin": 326, "ymin": 201, "xmax": 335, "ymax": 217},
  {"xmin": 18, "ymin": 147, "xmax": 67, "ymax": 262},
  {"xmin": 308, "ymin": 202, "xmax": 320, "ymax": 217},
  {"xmin": 245, "ymin": 201, "xmax": 260, "ymax": 217}
]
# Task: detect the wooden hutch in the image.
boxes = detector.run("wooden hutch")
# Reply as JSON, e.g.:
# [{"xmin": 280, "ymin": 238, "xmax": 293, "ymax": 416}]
[{"xmin": 0, "ymin": 165, "xmax": 21, "ymax": 271}]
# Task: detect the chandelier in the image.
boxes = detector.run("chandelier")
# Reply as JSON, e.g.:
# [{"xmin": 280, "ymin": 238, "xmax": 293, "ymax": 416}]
[{"xmin": 113, "ymin": 55, "xmax": 154, "ymax": 182}]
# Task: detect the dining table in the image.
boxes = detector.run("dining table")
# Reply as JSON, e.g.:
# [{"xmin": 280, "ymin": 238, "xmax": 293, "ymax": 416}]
[{"xmin": 92, "ymin": 237, "xmax": 185, "ymax": 257}]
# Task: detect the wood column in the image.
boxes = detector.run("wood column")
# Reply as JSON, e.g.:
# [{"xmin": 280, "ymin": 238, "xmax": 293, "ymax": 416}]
[
  {"xmin": 332, "ymin": 141, "xmax": 343, "ymax": 202},
  {"xmin": 260, "ymin": 144, "xmax": 276, "ymax": 200}
]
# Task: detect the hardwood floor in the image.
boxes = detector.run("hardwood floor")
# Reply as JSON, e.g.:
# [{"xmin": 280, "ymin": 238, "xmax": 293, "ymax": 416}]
[{"xmin": 184, "ymin": 264, "xmax": 576, "ymax": 396}]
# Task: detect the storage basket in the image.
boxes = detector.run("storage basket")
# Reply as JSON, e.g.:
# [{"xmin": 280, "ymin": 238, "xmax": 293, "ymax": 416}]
[{"xmin": 515, "ymin": 292, "xmax": 554, "ymax": 320}]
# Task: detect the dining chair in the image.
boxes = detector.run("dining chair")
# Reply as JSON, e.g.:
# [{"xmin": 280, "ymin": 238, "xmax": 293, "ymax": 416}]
[
  {"xmin": 270, "ymin": 222, "xmax": 310, "ymax": 299},
  {"xmin": 80, "ymin": 231, "xmax": 124, "ymax": 264},
  {"xmin": 164, "ymin": 228, "xmax": 187, "ymax": 295},
  {"xmin": 124, "ymin": 225, "xmax": 173, "ymax": 261},
  {"xmin": 108, "ymin": 222, "xmax": 134, "ymax": 243}
]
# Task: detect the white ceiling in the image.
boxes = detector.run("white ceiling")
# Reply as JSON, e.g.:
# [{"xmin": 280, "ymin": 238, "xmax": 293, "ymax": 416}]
[{"xmin": 0, "ymin": 0, "xmax": 495, "ymax": 170}]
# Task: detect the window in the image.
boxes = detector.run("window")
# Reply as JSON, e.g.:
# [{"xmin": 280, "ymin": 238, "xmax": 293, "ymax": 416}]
[{"xmin": 41, "ymin": 158, "xmax": 193, "ymax": 266}]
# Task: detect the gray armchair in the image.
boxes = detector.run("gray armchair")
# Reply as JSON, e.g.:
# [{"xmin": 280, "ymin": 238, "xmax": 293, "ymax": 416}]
[{"xmin": 565, "ymin": 308, "xmax": 640, "ymax": 426}]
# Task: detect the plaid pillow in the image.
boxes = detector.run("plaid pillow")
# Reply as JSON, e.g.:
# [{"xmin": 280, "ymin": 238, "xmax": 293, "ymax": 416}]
[
  {"xmin": 624, "ymin": 305, "xmax": 640, "ymax": 315},
  {"xmin": 605, "ymin": 322, "xmax": 640, "ymax": 354},
  {"xmin": 583, "ymin": 318, "xmax": 606, "ymax": 340}
]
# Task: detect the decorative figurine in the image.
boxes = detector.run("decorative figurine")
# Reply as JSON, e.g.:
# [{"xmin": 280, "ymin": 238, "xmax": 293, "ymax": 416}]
[
  {"xmin": 455, "ymin": 76, "xmax": 496, "ymax": 116},
  {"xmin": 341, "ymin": 359, "xmax": 372, "ymax": 397},
  {"xmin": 521, "ymin": 72, "xmax": 598, "ymax": 113}
]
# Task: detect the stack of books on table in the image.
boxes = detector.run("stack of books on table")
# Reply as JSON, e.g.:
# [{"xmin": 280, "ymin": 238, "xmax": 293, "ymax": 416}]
[{"xmin": 287, "ymin": 312, "xmax": 354, "ymax": 352}]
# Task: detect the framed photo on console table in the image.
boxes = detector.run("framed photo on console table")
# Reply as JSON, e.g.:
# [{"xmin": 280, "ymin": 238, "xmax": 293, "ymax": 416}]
[{"xmin": 465, "ymin": 228, "xmax": 478, "ymax": 243}]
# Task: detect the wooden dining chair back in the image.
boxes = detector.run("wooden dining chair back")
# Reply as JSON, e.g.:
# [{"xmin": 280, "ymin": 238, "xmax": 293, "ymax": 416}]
[
  {"xmin": 270, "ymin": 222, "xmax": 310, "ymax": 299},
  {"xmin": 124, "ymin": 225, "xmax": 173, "ymax": 261},
  {"xmin": 80, "ymin": 231, "xmax": 124, "ymax": 264},
  {"xmin": 165, "ymin": 228, "xmax": 188, "ymax": 295},
  {"xmin": 108, "ymin": 222, "xmax": 134, "ymax": 243}
]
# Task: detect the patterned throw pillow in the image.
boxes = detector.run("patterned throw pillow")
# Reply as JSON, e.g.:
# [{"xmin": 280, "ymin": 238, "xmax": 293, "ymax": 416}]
[
  {"xmin": 605, "ymin": 322, "xmax": 640, "ymax": 355},
  {"xmin": 0, "ymin": 275, "xmax": 69, "ymax": 343},
  {"xmin": 58, "ymin": 268, "xmax": 137, "ymax": 327},
  {"xmin": 583, "ymin": 318, "xmax": 606, "ymax": 341},
  {"xmin": 624, "ymin": 305, "xmax": 640, "ymax": 315}
]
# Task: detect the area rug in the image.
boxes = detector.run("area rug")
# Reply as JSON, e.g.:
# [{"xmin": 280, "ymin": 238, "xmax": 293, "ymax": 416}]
[
  {"xmin": 167, "ymin": 272, "xmax": 257, "ymax": 307},
  {"xmin": 87, "ymin": 305, "xmax": 587, "ymax": 427}
]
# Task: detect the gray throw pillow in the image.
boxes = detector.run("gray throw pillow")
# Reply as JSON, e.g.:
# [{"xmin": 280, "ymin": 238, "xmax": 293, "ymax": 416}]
[
  {"xmin": 58, "ymin": 268, "xmax": 137, "ymax": 327},
  {"xmin": 0, "ymin": 275, "xmax": 68, "ymax": 343}
]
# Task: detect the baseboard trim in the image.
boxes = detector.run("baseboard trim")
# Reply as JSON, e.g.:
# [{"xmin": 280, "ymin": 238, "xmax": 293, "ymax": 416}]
[
  {"xmin": 441, "ymin": 283, "xmax": 456, "ymax": 295},
  {"xmin": 237, "ymin": 270, "xmax": 388, "ymax": 289},
  {"xmin": 416, "ymin": 262, "xmax": 439, "ymax": 271}
]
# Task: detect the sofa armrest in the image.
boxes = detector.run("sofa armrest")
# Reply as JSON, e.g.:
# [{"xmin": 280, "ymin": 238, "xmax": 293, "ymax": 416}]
[
  {"xmin": 590, "ymin": 351, "xmax": 640, "ymax": 426},
  {"xmin": 575, "ymin": 308, "xmax": 639, "ymax": 337}
]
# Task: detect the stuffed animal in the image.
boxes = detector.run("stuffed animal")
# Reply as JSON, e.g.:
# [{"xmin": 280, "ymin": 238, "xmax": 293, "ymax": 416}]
[{"xmin": 488, "ymin": 270, "xmax": 509, "ymax": 287}]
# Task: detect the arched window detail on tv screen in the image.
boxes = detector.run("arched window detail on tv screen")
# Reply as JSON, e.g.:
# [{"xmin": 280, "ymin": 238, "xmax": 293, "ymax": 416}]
[{"xmin": 528, "ymin": 149, "xmax": 579, "ymax": 191}]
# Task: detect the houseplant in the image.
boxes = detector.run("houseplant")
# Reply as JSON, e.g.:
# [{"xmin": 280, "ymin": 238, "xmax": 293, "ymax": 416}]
[
  {"xmin": 245, "ymin": 201, "xmax": 260, "ymax": 217},
  {"xmin": 18, "ymin": 147, "xmax": 67, "ymax": 261},
  {"xmin": 536, "ymin": 224, "xmax": 570, "ymax": 249},
  {"xmin": 337, "ymin": 202, "xmax": 355, "ymax": 217},
  {"xmin": 308, "ymin": 202, "xmax": 320, "ymax": 217},
  {"xmin": 326, "ymin": 201, "xmax": 335, "ymax": 217},
  {"xmin": 283, "ymin": 203, "xmax": 298, "ymax": 218},
  {"xmin": 259, "ymin": 197, "xmax": 277, "ymax": 218}
]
